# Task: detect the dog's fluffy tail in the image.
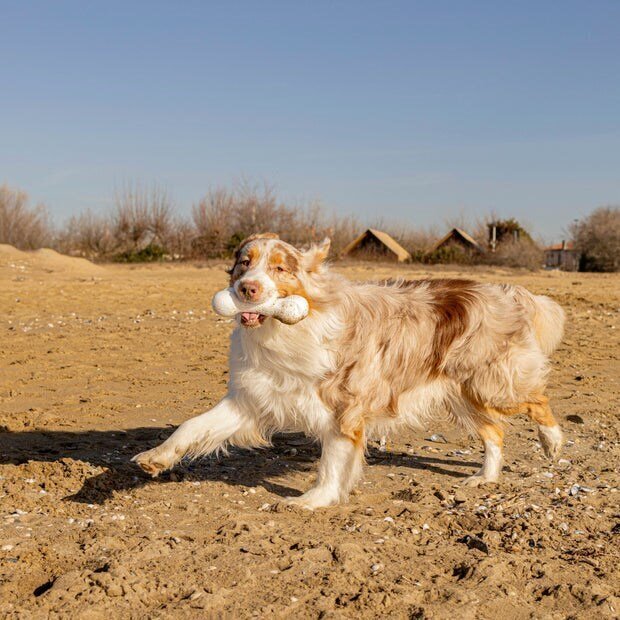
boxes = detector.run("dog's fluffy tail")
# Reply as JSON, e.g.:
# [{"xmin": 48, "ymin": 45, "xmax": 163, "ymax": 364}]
[
  {"xmin": 504, "ymin": 284, "xmax": 565, "ymax": 356},
  {"xmin": 531, "ymin": 294, "xmax": 565, "ymax": 355}
]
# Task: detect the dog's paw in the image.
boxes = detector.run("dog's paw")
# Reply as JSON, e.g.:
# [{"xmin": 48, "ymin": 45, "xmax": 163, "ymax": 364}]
[
  {"xmin": 461, "ymin": 474, "xmax": 498, "ymax": 488},
  {"xmin": 131, "ymin": 448, "xmax": 174, "ymax": 477},
  {"xmin": 538, "ymin": 425, "xmax": 563, "ymax": 460},
  {"xmin": 286, "ymin": 487, "xmax": 341, "ymax": 510}
]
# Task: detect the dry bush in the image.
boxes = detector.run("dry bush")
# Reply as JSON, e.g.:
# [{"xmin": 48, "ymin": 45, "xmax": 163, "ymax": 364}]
[
  {"xmin": 56, "ymin": 183, "xmax": 178, "ymax": 261},
  {"xmin": 0, "ymin": 184, "xmax": 52, "ymax": 249},
  {"xmin": 319, "ymin": 213, "xmax": 360, "ymax": 257},
  {"xmin": 484, "ymin": 239, "xmax": 543, "ymax": 270},
  {"xmin": 393, "ymin": 226, "xmax": 437, "ymax": 259},
  {"xmin": 56, "ymin": 210, "xmax": 116, "ymax": 258},
  {"xmin": 191, "ymin": 188, "xmax": 237, "ymax": 258},
  {"xmin": 112, "ymin": 183, "xmax": 174, "ymax": 255},
  {"xmin": 190, "ymin": 182, "xmax": 341, "ymax": 258},
  {"xmin": 570, "ymin": 206, "xmax": 620, "ymax": 272},
  {"xmin": 164, "ymin": 217, "xmax": 194, "ymax": 259}
]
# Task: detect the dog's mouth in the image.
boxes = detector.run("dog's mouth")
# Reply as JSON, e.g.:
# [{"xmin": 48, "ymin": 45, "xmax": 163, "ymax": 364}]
[{"xmin": 240, "ymin": 312, "xmax": 266, "ymax": 328}]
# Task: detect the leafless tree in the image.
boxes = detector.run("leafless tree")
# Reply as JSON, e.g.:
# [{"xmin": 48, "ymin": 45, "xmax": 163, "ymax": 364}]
[
  {"xmin": 0, "ymin": 184, "xmax": 52, "ymax": 249},
  {"xmin": 570, "ymin": 206, "xmax": 620, "ymax": 272}
]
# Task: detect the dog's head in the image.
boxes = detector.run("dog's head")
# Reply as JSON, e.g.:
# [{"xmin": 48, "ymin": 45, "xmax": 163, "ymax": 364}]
[{"xmin": 228, "ymin": 233, "xmax": 330, "ymax": 328}]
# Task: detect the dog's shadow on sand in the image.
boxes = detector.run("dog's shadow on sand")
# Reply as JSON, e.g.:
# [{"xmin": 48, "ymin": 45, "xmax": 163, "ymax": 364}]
[{"xmin": 0, "ymin": 426, "xmax": 481, "ymax": 505}]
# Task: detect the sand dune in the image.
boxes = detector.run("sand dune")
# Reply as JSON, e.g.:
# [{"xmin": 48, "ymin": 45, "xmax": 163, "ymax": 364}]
[{"xmin": 0, "ymin": 244, "xmax": 105, "ymax": 276}]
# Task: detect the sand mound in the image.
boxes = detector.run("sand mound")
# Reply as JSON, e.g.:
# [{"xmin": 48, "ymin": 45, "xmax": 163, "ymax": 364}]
[
  {"xmin": 0, "ymin": 244, "xmax": 105, "ymax": 276},
  {"xmin": 32, "ymin": 248, "xmax": 105, "ymax": 275},
  {"xmin": 0, "ymin": 243, "xmax": 28, "ymax": 261}
]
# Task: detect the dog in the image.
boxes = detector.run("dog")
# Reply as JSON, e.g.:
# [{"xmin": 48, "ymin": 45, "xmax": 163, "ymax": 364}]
[{"xmin": 133, "ymin": 232, "xmax": 565, "ymax": 509}]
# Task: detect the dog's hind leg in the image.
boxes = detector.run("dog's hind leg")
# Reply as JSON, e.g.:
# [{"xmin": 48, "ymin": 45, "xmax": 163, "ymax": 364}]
[
  {"xmin": 462, "ymin": 417, "xmax": 505, "ymax": 487},
  {"xmin": 132, "ymin": 398, "xmax": 258, "ymax": 477},
  {"xmin": 525, "ymin": 395, "xmax": 563, "ymax": 460},
  {"xmin": 490, "ymin": 395, "xmax": 563, "ymax": 460},
  {"xmin": 287, "ymin": 428, "xmax": 364, "ymax": 509}
]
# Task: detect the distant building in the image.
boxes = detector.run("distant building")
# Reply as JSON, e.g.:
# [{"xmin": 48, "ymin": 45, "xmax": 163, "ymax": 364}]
[
  {"xmin": 342, "ymin": 228, "xmax": 411, "ymax": 262},
  {"xmin": 429, "ymin": 227, "xmax": 485, "ymax": 256},
  {"xmin": 544, "ymin": 240, "xmax": 580, "ymax": 271}
]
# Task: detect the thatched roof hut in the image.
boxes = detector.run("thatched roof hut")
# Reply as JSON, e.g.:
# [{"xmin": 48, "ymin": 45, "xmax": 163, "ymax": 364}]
[
  {"xmin": 429, "ymin": 228, "xmax": 484, "ymax": 254},
  {"xmin": 342, "ymin": 228, "xmax": 411, "ymax": 262}
]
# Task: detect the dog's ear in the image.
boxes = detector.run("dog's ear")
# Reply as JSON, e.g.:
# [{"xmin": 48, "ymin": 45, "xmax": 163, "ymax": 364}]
[
  {"xmin": 234, "ymin": 232, "xmax": 279, "ymax": 258},
  {"xmin": 303, "ymin": 237, "xmax": 331, "ymax": 272}
]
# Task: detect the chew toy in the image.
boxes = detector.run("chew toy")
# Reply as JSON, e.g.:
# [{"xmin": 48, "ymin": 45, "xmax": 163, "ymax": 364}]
[{"xmin": 211, "ymin": 288, "xmax": 309, "ymax": 325}]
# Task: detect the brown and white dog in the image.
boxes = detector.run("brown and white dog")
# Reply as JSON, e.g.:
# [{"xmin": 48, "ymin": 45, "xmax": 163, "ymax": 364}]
[{"xmin": 133, "ymin": 233, "xmax": 565, "ymax": 509}]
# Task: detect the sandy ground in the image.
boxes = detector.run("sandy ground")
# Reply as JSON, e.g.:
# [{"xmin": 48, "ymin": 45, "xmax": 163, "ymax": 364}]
[{"xmin": 0, "ymin": 245, "xmax": 618, "ymax": 619}]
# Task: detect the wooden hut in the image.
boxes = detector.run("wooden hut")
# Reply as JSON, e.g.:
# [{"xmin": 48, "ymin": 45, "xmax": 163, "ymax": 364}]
[{"xmin": 342, "ymin": 228, "xmax": 411, "ymax": 262}]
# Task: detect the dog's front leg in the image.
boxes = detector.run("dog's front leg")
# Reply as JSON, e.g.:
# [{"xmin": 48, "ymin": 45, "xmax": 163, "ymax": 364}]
[
  {"xmin": 132, "ymin": 397, "xmax": 253, "ymax": 477},
  {"xmin": 288, "ymin": 429, "xmax": 364, "ymax": 509}
]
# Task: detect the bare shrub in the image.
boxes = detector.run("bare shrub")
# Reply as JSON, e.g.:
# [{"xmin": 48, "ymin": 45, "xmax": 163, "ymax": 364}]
[
  {"xmin": 319, "ymin": 213, "xmax": 360, "ymax": 257},
  {"xmin": 165, "ymin": 217, "xmax": 194, "ymax": 259},
  {"xmin": 112, "ymin": 183, "xmax": 174, "ymax": 255},
  {"xmin": 570, "ymin": 206, "xmax": 620, "ymax": 272},
  {"xmin": 425, "ymin": 243, "xmax": 478, "ymax": 265},
  {"xmin": 484, "ymin": 239, "xmax": 543, "ymax": 270},
  {"xmin": 56, "ymin": 210, "xmax": 115, "ymax": 258},
  {"xmin": 190, "ymin": 182, "xmax": 341, "ymax": 258},
  {"xmin": 0, "ymin": 184, "xmax": 52, "ymax": 249},
  {"xmin": 191, "ymin": 188, "xmax": 236, "ymax": 258}
]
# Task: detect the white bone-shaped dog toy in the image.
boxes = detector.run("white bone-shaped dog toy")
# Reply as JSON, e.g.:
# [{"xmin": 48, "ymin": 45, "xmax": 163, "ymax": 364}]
[{"xmin": 211, "ymin": 288, "xmax": 309, "ymax": 325}]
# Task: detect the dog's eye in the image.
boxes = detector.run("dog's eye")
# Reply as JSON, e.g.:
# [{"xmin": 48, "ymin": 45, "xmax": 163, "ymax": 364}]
[
  {"xmin": 276, "ymin": 266, "xmax": 287, "ymax": 272},
  {"xmin": 239, "ymin": 259, "xmax": 250, "ymax": 268}
]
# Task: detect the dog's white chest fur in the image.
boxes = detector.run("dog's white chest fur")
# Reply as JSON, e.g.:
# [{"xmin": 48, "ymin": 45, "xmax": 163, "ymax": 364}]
[{"xmin": 228, "ymin": 316, "xmax": 337, "ymax": 436}]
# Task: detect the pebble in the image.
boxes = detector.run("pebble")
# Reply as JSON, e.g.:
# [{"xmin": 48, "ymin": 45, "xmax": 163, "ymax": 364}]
[
  {"xmin": 569, "ymin": 484, "xmax": 595, "ymax": 496},
  {"xmin": 453, "ymin": 491, "xmax": 467, "ymax": 504},
  {"xmin": 428, "ymin": 434, "xmax": 448, "ymax": 443}
]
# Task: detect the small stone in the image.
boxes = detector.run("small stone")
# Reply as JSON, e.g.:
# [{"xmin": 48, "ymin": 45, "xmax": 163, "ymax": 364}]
[
  {"xmin": 371, "ymin": 563, "xmax": 384, "ymax": 572},
  {"xmin": 105, "ymin": 583, "xmax": 123, "ymax": 597},
  {"xmin": 569, "ymin": 484, "xmax": 581, "ymax": 496},
  {"xmin": 428, "ymin": 434, "xmax": 448, "ymax": 443},
  {"xmin": 453, "ymin": 491, "xmax": 467, "ymax": 504}
]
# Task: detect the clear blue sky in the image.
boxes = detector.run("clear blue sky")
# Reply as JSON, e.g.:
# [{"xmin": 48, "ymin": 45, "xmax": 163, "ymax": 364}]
[{"xmin": 2, "ymin": 1, "xmax": 619, "ymax": 240}]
